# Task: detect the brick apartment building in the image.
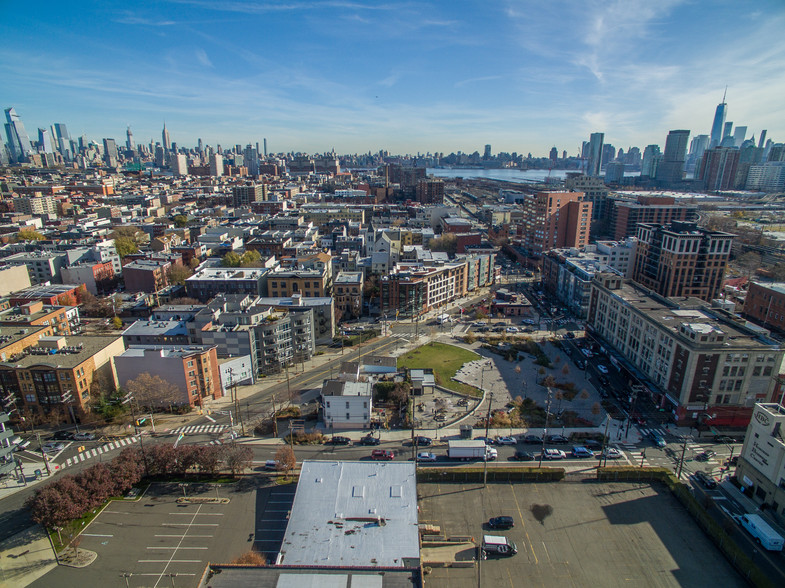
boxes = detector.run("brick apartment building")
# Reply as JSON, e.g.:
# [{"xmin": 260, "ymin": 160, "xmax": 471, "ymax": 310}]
[
  {"xmin": 517, "ymin": 191, "xmax": 592, "ymax": 259},
  {"xmin": 744, "ymin": 282, "xmax": 785, "ymax": 333},
  {"xmin": 632, "ymin": 221, "xmax": 733, "ymax": 302},
  {"xmin": 607, "ymin": 195, "xmax": 698, "ymax": 240}
]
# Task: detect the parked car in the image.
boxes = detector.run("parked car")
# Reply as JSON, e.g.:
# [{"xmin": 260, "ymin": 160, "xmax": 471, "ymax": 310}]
[
  {"xmin": 433, "ymin": 414, "xmax": 446, "ymax": 422},
  {"xmin": 542, "ymin": 449, "xmax": 566, "ymax": 460},
  {"xmin": 523, "ymin": 434, "xmax": 543, "ymax": 444},
  {"xmin": 488, "ymin": 516, "xmax": 514, "ymax": 530},
  {"xmin": 416, "ymin": 451, "xmax": 437, "ymax": 462},
  {"xmin": 597, "ymin": 375, "xmax": 610, "ymax": 388},
  {"xmin": 602, "ymin": 447, "xmax": 623, "ymax": 459},
  {"xmin": 328, "ymin": 436, "xmax": 352, "ymax": 445},
  {"xmin": 11, "ymin": 437, "xmax": 30, "ymax": 451},
  {"xmin": 695, "ymin": 450, "xmax": 717, "ymax": 462},
  {"xmin": 572, "ymin": 446, "xmax": 595, "ymax": 458},
  {"xmin": 358, "ymin": 435, "xmax": 381, "ymax": 446},
  {"xmin": 713, "ymin": 435, "xmax": 735, "ymax": 444},
  {"xmin": 581, "ymin": 348, "xmax": 594, "ymax": 358},
  {"xmin": 371, "ymin": 449, "xmax": 395, "ymax": 461},
  {"xmin": 546, "ymin": 434, "xmax": 569, "ymax": 445},
  {"xmin": 41, "ymin": 442, "xmax": 65, "ymax": 453},
  {"xmin": 494, "ymin": 436, "xmax": 517, "ymax": 446},
  {"xmin": 505, "ymin": 326, "xmax": 518, "ymax": 333},
  {"xmin": 694, "ymin": 470, "xmax": 717, "ymax": 489},
  {"xmin": 413, "ymin": 436, "xmax": 433, "ymax": 447},
  {"xmin": 582, "ymin": 439, "xmax": 603, "ymax": 450},
  {"xmin": 597, "ymin": 364, "xmax": 609, "ymax": 374},
  {"xmin": 575, "ymin": 359, "xmax": 586, "ymax": 370},
  {"xmin": 456, "ymin": 398, "xmax": 469, "ymax": 407},
  {"xmin": 51, "ymin": 431, "xmax": 74, "ymax": 441},
  {"xmin": 564, "ymin": 331, "xmax": 576, "ymax": 339},
  {"xmin": 512, "ymin": 450, "xmax": 535, "ymax": 461},
  {"xmin": 73, "ymin": 432, "xmax": 96, "ymax": 441},
  {"xmin": 263, "ymin": 460, "xmax": 280, "ymax": 471}
]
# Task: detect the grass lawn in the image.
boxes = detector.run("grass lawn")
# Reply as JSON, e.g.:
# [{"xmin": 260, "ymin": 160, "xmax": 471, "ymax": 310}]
[{"xmin": 398, "ymin": 342, "xmax": 482, "ymax": 396}]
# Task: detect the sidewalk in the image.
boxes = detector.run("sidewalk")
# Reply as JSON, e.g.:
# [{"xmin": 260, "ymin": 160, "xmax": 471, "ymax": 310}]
[{"xmin": 0, "ymin": 526, "xmax": 57, "ymax": 588}]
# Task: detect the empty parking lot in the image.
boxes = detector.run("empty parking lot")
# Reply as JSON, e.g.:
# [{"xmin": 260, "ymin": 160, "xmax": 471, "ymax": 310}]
[
  {"xmin": 29, "ymin": 477, "xmax": 292, "ymax": 588},
  {"xmin": 418, "ymin": 480, "xmax": 746, "ymax": 588}
]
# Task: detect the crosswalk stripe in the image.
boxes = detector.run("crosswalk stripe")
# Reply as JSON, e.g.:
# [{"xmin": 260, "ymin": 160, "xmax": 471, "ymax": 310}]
[{"xmin": 65, "ymin": 458, "xmax": 72, "ymax": 466}]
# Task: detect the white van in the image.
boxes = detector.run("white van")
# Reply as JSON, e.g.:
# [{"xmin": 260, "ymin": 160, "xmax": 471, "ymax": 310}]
[
  {"xmin": 736, "ymin": 514, "xmax": 784, "ymax": 551},
  {"xmin": 481, "ymin": 535, "xmax": 518, "ymax": 558}
]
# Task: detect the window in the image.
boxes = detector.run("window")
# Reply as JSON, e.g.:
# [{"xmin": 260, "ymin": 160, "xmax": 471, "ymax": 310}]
[
  {"xmin": 326, "ymin": 401, "xmax": 330, "ymax": 408},
  {"xmin": 345, "ymin": 401, "xmax": 350, "ymax": 409},
  {"xmin": 187, "ymin": 360, "xmax": 194, "ymax": 367},
  {"xmin": 346, "ymin": 412, "xmax": 350, "ymax": 420},
  {"xmin": 764, "ymin": 366, "xmax": 773, "ymax": 376}
]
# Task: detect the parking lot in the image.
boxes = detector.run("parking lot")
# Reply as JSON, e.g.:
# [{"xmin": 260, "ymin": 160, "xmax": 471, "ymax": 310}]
[
  {"xmin": 29, "ymin": 476, "xmax": 291, "ymax": 588},
  {"xmin": 418, "ymin": 480, "xmax": 746, "ymax": 587}
]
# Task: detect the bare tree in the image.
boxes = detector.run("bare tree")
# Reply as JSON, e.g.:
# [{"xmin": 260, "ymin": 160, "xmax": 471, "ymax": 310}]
[
  {"xmin": 231, "ymin": 551, "xmax": 266, "ymax": 565},
  {"xmin": 561, "ymin": 364, "xmax": 570, "ymax": 377},
  {"xmin": 275, "ymin": 445, "xmax": 296, "ymax": 475},
  {"xmin": 125, "ymin": 373, "xmax": 183, "ymax": 409}
]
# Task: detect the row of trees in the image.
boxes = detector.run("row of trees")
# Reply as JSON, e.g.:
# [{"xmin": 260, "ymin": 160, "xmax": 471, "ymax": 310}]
[{"xmin": 26, "ymin": 443, "xmax": 256, "ymax": 534}]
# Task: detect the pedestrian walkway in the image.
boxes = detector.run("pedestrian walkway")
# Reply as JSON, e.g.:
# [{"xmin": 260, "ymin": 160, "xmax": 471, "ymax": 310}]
[
  {"xmin": 639, "ymin": 427, "xmax": 669, "ymax": 438},
  {"xmin": 60, "ymin": 435, "xmax": 140, "ymax": 469},
  {"xmin": 625, "ymin": 449, "xmax": 651, "ymax": 467},
  {"xmin": 169, "ymin": 424, "xmax": 227, "ymax": 435}
]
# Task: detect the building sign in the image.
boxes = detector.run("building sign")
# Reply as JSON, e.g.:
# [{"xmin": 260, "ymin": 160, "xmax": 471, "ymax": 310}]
[
  {"xmin": 754, "ymin": 410, "xmax": 771, "ymax": 427},
  {"xmin": 747, "ymin": 440, "xmax": 776, "ymax": 480}
]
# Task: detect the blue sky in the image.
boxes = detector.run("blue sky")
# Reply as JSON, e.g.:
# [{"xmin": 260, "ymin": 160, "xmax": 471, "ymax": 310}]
[{"xmin": 3, "ymin": 0, "xmax": 784, "ymax": 156}]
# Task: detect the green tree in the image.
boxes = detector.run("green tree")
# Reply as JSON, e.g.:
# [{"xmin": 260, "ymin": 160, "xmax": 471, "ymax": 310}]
[
  {"xmin": 16, "ymin": 229, "xmax": 45, "ymax": 241},
  {"xmin": 115, "ymin": 236, "xmax": 139, "ymax": 258},
  {"xmin": 222, "ymin": 252, "xmax": 241, "ymax": 267},
  {"xmin": 173, "ymin": 214, "xmax": 188, "ymax": 228},
  {"xmin": 167, "ymin": 265, "xmax": 193, "ymax": 285},
  {"xmin": 111, "ymin": 316, "xmax": 123, "ymax": 329},
  {"xmin": 428, "ymin": 233, "xmax": 458, "ymax": 255},
  {"xmin": 239, "ymin": 250, "xmax": 262, "ymax": 267}
]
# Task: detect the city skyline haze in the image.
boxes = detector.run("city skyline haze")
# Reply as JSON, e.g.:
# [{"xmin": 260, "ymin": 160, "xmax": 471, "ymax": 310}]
[{"xmin": 2, "ymin": 0, "xmax": 784, "ymax": 155}]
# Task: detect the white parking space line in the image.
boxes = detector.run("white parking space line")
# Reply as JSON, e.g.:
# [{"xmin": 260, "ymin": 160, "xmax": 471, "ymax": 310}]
[
  {"xmin": 146, "ymin": 546, "xmax": 209, "ymax": 550},
  {"xmin": 82, "ymin": 533, "xmax": 114, "ymax": 537},
  {"xmin": 136, "ymin": 573, "xmax": 197, "ymax": 577},
  {"xmin": 138, "ymin": 559, "xmax": 202, "ymax": 563},
  {"xmin": 155, "ymin": 534, "xmax": 213, "ymax": 538},
  {"xmin": 167, "ymin": 512, "xmax": 224, "ymax": 516},
  {"xmin": 205, "ymin": 415, "xmax": 216, "ymax": 423}
]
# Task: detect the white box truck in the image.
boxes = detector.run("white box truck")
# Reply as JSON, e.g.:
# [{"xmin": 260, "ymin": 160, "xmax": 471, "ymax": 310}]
[
  {"xmin": 436, "ymin": 313, "xmax": 452, "ymax": 325},
  {"xmin": 736, "ymin": 514, "xmax": 784, "ymax": 551},
  {"xmin": 448, "ymin": 440, "xmax": 497, "ymax": 461}
]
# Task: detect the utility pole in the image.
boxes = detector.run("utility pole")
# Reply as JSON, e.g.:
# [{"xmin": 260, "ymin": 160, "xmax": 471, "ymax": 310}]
[
  {"xmin": 677, "ymin": 434, "xmax": 689, "ymax": 479},
  {"xmin": 122, "ymin": 393, "xmax": 149, "ymax": 477},
  {"xmin": 538, "ymin": 387, "xmax": 553, "ymax": 468},
  {"xmin": 598, "ymin": 414, "xmax": 612, "ymax": 468},
  {"xmin": 35, "ymin": 431, "xmax": 51, "ymax": 475}
]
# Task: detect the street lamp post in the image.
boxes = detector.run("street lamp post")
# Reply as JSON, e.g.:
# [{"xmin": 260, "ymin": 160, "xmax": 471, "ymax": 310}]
[
  {"xmin": 538, "ymin": 387, "xmax": 553, "ymax": 468},
  {"xmin": 122, "ymin": 392, "xmax": 150, "ymax": 477}
]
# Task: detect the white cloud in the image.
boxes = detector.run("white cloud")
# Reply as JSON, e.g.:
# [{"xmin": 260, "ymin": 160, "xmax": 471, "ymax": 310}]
[{"xmin": 195, "ymin": 49, "xmax": 213, "ymax": 67}]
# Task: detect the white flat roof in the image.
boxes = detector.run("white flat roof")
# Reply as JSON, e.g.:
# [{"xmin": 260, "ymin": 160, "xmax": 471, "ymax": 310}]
[{"xmin": 278, "ymin": 461, "xmax": 419, "ymax": 568}]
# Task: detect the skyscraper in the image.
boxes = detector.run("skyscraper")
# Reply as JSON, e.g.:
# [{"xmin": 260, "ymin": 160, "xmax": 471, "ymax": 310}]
[
  {"xmin": 209, "ymin": 153, "xmax": 224, "ymax": 177},
  {"xmin": 586, "ymin": 132, "xmax": 604, "ymax": 177},
  {"xmin": 733, "ymin": 126, "xmax": 747, "ymax": 148},
  {"xmin": 103, "ymin": 138, "xmax": 118, "ymax": 167},
  {"xmin": 709, "ymin": 92, "xmax": 727, "ymax": 148},
  {"xmin": 655, "ymin": 130, "xmax": 690, "ymax": 183},
  {"xmin": 549, "ymin": 147, "xmax": 558, "ymax": 162},
  {"xmin": 483, "ymin": 144, "xmax": 492, "ymax": 160},
  {"xmin": 52, "ymin": 123, "xmax": 70, "ymax": 158},
  {"xmin": 699, "ymin": 147, "xmax": 740, "ymax": 191},
  {"xmin": 4, "ymin": 107, "xmax": 33, "ymax": 162},
  {"xmin": 641, "ymin": 145, "xmax": 661, "ymax": 177},
  {"xmin": 37, "ymin": 128, "xmax": 54, "ymax": 153},
  {"xmin": 126, "ymin": 126, "xmax": 135, "ymax": 151},
  {"xmin": 162, "ymin": 123, "xmax": 170, "ymax": 151},
  {"xmin": 263, "ymin": 138, "xmax": 268, "ymax": 157}
]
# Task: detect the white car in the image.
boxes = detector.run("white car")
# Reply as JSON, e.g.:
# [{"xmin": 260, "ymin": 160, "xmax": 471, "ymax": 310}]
[
  {"xmin": 505, "ymin": 326, "xmax": 518, "ymax": 333},
  {"xmin": 542, "ymin": 449, "xmax": 566, "ymax": 460},
  {"xmin": 73, "ymin": 432, "xmax": 96, "ymax": 441},
  {"xmin": 597, "ymin": 364, "xmax": 609, "ymax": 374},
  {"xmin": 494, "ymin": 436, "xmax": 517, "ymax": 445},
  {"xmin": 602, "ymin": 447, "xmax": 623, "ymax": 459},
  {"xmin": 581, "ymin": 348, "xmax": 593, "ymax": 358},
  {"xmin": 42, "ymin": 442, "xmax": 65, "ymax": 453},
  {"xmin": 416, "ymin": 451, "xmax": 437, "ymax": 462}
]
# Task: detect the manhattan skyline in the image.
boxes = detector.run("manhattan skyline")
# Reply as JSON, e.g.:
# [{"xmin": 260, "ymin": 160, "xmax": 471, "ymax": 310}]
[{"xmin": 2, "ymin": 0, "xmax": 784, "ymax": 154}]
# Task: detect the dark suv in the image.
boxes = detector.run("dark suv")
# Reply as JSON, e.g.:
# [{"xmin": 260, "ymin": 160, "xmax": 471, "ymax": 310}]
[
  {"xmin": 488, "ymin": 516, "xmax": 514, "ymax": 530},
  {"xmin": 358, "ymin": 435, "xmax": 380, "ymax": 446},
  {"xmin": 694, "ymin": 470, "xmax": 717, "ymax": 489},
  {"xmin": 328, "ymin": 436, "xmax": 351, "ymax": 445}
]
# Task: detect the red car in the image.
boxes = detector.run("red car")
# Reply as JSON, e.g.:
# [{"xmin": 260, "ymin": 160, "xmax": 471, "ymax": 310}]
[{"xmin": 371, "ymin": 449, "xmax": 395, "ymax": 461}]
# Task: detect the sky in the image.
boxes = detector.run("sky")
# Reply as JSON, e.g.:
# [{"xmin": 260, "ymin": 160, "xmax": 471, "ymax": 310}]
[{"xmin": 2, "ymin": 0, "xmax": 785, "ymax": 156}]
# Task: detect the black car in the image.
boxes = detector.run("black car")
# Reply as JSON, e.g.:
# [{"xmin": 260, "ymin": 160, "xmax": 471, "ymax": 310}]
[
  {"xmin": 512, "ymin": 450, "xmax": 535, "ymax": 461},
  {"xmin": 564, "ymin": 332, "xmax": 575, "ymax": 339},
  {"xmin": 546, "ymin": 434, "xmax": 569, "ymax": 445},
  {"xmin": 713, "ymin": 435, "xmax": 735, "ymax": 444},
  {"xmin": 413, "ymin": 436, "xmax": 433, "ymax": 447},
  {"xmin": 358, "ymin": 435, "xmax": 380, "ymax": 446},
  {"xmin": 522, "ymin": 434, "xmax": 543, "ymax": 444},
  {"xmin": 488, "ymin": 516, "xmax": 514, "ymax": 530},
  {"xmin": 694, "ymin": 470, "xmax": 717, "ymax": 489},
  {"xmin": 327, "ymin": 436, "xmax": 352, "ymax": 445},
  {"xmin": 582, "ymin": 439, "xmax": 603, "ymax": 450},
  {"xmin": 597, "ymin": 375, "xmax": 610, "ymax": 387},
  {"xmin": 575, "ymin": 359, "xmax": 586, "ymax": 370},
  {"xmin": 51, "ymin": 431, "xmax": 74, "ymax": 441},
  {"xmin": 695, "ymin": 450, "xmax": 716, "ymax": 462}
]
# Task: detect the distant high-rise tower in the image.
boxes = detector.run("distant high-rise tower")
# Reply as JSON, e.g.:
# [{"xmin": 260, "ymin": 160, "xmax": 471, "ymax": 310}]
[
  {"xmin": 162, "ymin": 123, "xmax": 170, "ymax": 151},
  {"xmin": 244, "ymin": 145, "xmax": 259, "ymax": 176},
  {"xmin": 197, "ymin": 138, "xmax": 203, "ymax": 153},
  {"xmin": 586, "ymin": 133, "xmax": 604, "ymax": 177},
  {"xmin": 52, "ymin": 123, "xmax": 70, "ymax": 158},
  {"xmin": 733, "ymin": 126, "xmax": 747, "ymax": 148},
  {"xmin": 709, "ymin": 90, "xmax": 727, "ymax": 148},
  {"xmin": 263, "ymin": 138, "xmax": 267, "ymax": 157},
  {"xmin": 759, "ymin": 130, "xmax": 767, "ymax": 148},
  {"xmin": 484, "ymin": 144, "xmax": 492, "ymax": 160},
  {"xmin": 641, "ymin": 144, "xmax": 662, "ymax": 177},
  {"xmin": 722, "ymin": 122, "xmax": 733, "ymax": 140},
  {"xmin": 209, "ymin": 153, "xmax": 224, "ymax": 177},
  {"xmin": 656, "ymin": 130, "xmax": 690, "ymax": 183},
  {"xmin": 37, "ymin": 128, "xmax": 54, "ymax": 153},
  {"xmin": 4, "ymin": 107, "xmax": 33, "ymax": 162},
  {"xmin": 103, "ymin": 138, "xmax": 119, "ymax": 167},
  {"xmin": 126, "ymin": 126, "xmax": 135, "ymax": 151},
  {"xmin": 549, "ymin": 147, "xmax": 558, "ymax": 162}
]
